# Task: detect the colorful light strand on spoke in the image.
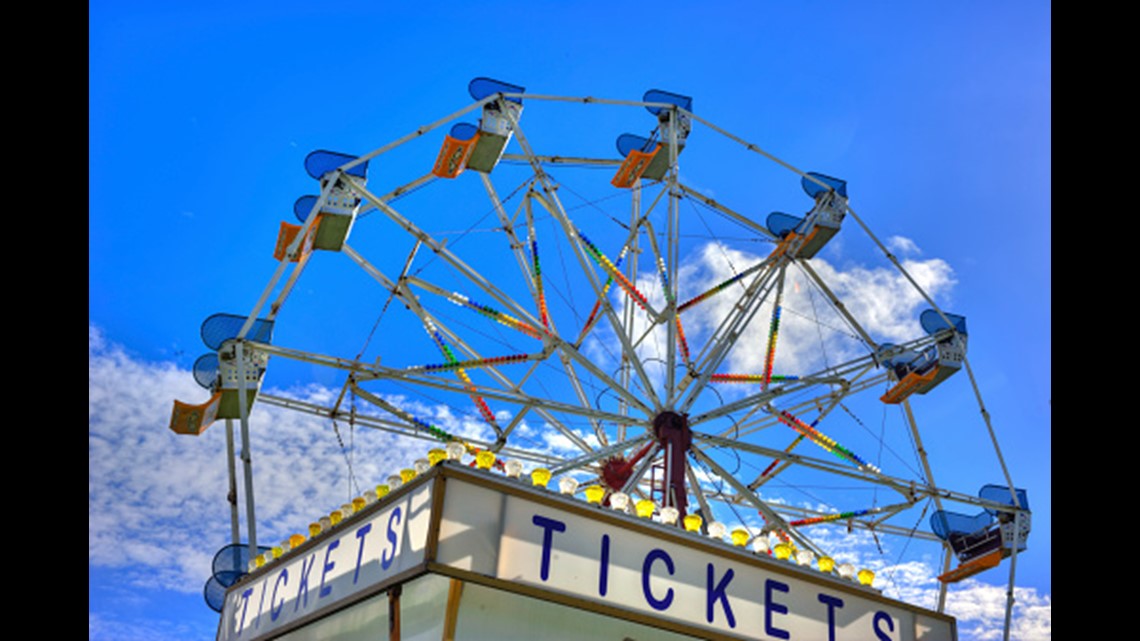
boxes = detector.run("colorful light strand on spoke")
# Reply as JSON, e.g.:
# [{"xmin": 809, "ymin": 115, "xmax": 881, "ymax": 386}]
[
  {"xmin": 577, "ymin": 231, "xmax": 650, "ymax": 310},
  {"xmin": 657, "ymin": 255, "xmax": 692, "ymax": 363},
  {"xmin": 773, "ymin": 408, "xmax": 881, "ymax": 473},
  {"xmin": 788, "ymin": 509, "xmax": 872, "ymax": 528},
  {"xmin": 762, "ymin": 304, "xmax": 782, "ymax": 390},
  {"xmin": 710, "ymin": 373, "xmax": 800, "ymax": 383},
  {"xmin": 677, "ymin": 261, "xmax": 767, "ymax": 313},
  {"xmin": 407, "ymin": 353, "xmax": 532, "ymax": 373},
  {"xmin": 530, "ymin": 234, "xmax": 551, "ymax": 330},
  {"xmin": 446, "ymin": 291, "xmax": 543, "ymax": 339},
  {"xmin": 576, "ymin": 246, "xmax": 630, "ymax": 345},
  {"xmin": 423, "ymin": 318, "xmax": 497, "ymax": 426}
]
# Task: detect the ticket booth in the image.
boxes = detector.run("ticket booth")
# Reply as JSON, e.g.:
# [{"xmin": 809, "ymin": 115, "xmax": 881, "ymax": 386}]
[{"xmin": 214, "ymin": 464, "xmax": 958, "ymax": 640}]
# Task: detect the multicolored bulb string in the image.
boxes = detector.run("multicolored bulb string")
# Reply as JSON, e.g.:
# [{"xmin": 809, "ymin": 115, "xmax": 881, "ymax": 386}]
[
  {"xmin": 408, "ymin": 353, "xmax": 532, "ymax": 374},
  {"xmin": 530, "ymin": 234, "xmax": 551, "ymax": 330},
  {"xmin": 576, "ymin": 246, "xmax": 629, "ymax": 345},
  {"xmin": 710, "ymin": 373, "xmax": 800, "ymax": 383},
  {"xmin": 423, "ymin": 318, "xmax": 497, "ymax": 426},
  {"xmin": 676, "ymin": 261, "xmax": 767, "ymax": 313},
  {"xmin": 446, "ymin": 291, "xmax": 543, "ymax": 340},
  {"xmin": 657, "ymin": 255, "xmax": 692, "ymax": 363},
  {"xmin": 762, "ymin": 304, "xmax": 782, "ymax": 390},
  {"xmin": 773, "ymin": 408, "xmax": 880, "ymax": 474},
  {"xmin": 788, "ymin": 509, "xmax": 873, "ymax": 528},
  {"xmin": 577, "ymin": 231, "xmax": 650, "ymax": 311}
]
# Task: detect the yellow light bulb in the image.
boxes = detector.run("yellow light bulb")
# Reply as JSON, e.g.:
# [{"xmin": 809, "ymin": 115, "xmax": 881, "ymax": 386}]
[
  {"xmin": 271, "ymin": 546, "xmax": 284, "ymax": 559},
  {"xmin": 635, "ymin": 499, "xmax": 656, "ymax": 518},
  {"xmin": 289, "ymin": 533, "xmax": 306, "ymax": 549},
  {"xmin": 585, "ymin": 485, "xmax": 605, "ymax": 504},
  {"xmin": 309, "ymin": 522, "xmax": 322, "ymax": 538},
  {"xmin": 376, "ymin": 484, "xmax": 391, "ymax": 499},
  {"xmin": 531, "ymin": 468, "xmax": 552, "ymax": 487},
  {"xmin": 428, "ymin": 448, "xmax": 448, "ymax": 466},
  {"xmin": 476, "ymin": 450, "xmax": 496, "ymax": 470},
  {"xmin": 683, "ymin": 513, "xmax": 703, "ymax": 532},
  {"xmin": 254, "ymin": 554, "xmax": 266, "ymax": 568},
  {"xmin": 330, "ymin": 510, "xmax": 344, "ymax": 526},
  {"xmin": 400, "ymin": 468, "xmax": 417, "ymax": 483},
  {"xmin": 773, "ymin": 542, "xmax": 792, "ymax": 560},
  {"xmin": 352, "ymin": 497, "xmax": 367, "ymax": 512},
  {"xmin": 731, "ymin": 528, "xmax": 750, "ymax": 547},
  {"xmin": 857, "ymin": 569, "xmax": 875, "ymax": 586},
  {"xmin": 818, "ymin": 556, "xmax": 835, "ymax": 573}
]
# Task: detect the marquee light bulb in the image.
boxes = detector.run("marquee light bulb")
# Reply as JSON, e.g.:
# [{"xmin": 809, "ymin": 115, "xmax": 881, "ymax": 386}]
[
  {"xmin": 795, "ymin": 549, "xmax": 815, "ymax": 566},
  {"xmin": 559, "ymin": 477, "xmax": 579, "ymax": 495},
  {"xmin": 752, "ymin": 535, "xmax": 770, "ymax": 555},
  {"xmin": 387, "ymin": 474, "xmax": 403, "ymax": 489},
  {"xmin": 330, "ymin": 509, "xmax": 344, "ymax": 526},
  {"xmin": 309, "ymin": 522, "xmax": 322, "ymax": 538},
  {"xmin": 319, "ymin": 516, "xmax": 332, "ymax": 531},
  {"xmin": 818, "ymin": 556, "xmax": 836, "ymax": 573},
  {"xmin": 707, "ymin": 521, "xmax": 728, "ymax": 540},
  {"xmin": 446, "ymin": 442, "xmax": 466, "ymax": 461},
  {"xmin": 731, "ymin": 528, "xmax": 750, "ymax": 547},
  {"xmin": 585, "ymin": 485, "xmax": 605, "ymax": 504},
  {"xmin": 659, "ymin": 506, "xmax": 679, "ymax": 525},
  {"xmin": 289, "ymin": 533, "xmax": 306, "ymax": 549},
  {"xmin": 428, "ymin": 448, "xmax": 448, "ymax": 466},
  {"xmin": 352, "ymin": 497, "xmax": 367, "ymax": 512},
  {"xmin": 858, "ymin": 569, "xmax": 875, "ymax": 586},
  {"xmin": 505, "ymin": 459, "xmax": 524, "ymax": 478},
  {"xmin": 476, "ymin": 450, "xmax": 496, "ymax": 470},
  {"xmin": 414, "ymin": 458, "xmax": 431, "ymax": 475},
  {"xmin": 837, "ymin": 563, "xmax": 857, "ymax": 580},
  {"xmin": 609, "ymin": 492, "xmax": 630, "ymax": 511},
  {"xmin": 773, "ymin": 542, "xmax": 792, "ymax": 560},
  {"xmin": 635, "ymin": 499, "xmax": 656, "ymax": 519},
  {"xmin": 683, "ymin": 513, "xmax": 703, "ymax": 533},
  {"xmin": 271, "ymin": 545, "xmax": 284, "ymax": 560},
  {"xmin": 400, "ymin": 468, "xmax": 417, "ymax": 483},
  {"xmin": 376, "ymin": 484, "xmax": 391, "ymax": 499},
  {"xmin": 531, "ymin": 468, "xmax": 552, "ymax": 488}
]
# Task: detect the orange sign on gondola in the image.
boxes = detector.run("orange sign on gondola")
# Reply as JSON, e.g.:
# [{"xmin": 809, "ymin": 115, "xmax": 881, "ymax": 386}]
[
  {"xmin": 170, "ymin": 391, "xmax": 222, "ymax": 435},
  {"xmin": 432, "ymin": 123, "xmax": 481, "ymax": 179},
  {"xmin": 611, "ymin": 145, "xmax": 660, "ymax": 188}
]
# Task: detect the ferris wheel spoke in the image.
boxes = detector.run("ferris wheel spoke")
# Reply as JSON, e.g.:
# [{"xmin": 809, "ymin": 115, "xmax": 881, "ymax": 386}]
[
  {"xmin": 676, "ymin": 258, "xmax": 785, "ymax": 413},
  {"xmin": 504, "ymin": 109, "xmax": 665, "ymax": 411},
  {"xmin": 688, "ymin": 442, "xmax": 823, "ymax": 556},
  {"xmin": 550, "ymin": 432, "xmax": 655, "ymax": 475},
  {"xmin": 349, "ymin": 176, "xmax": 543, "ymax": 329}
]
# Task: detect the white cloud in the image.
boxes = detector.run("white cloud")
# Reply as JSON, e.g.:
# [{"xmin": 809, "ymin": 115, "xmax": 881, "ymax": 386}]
[{"xmin": 887, "ymin": 235, "xmax": 922, "ymax": 256}]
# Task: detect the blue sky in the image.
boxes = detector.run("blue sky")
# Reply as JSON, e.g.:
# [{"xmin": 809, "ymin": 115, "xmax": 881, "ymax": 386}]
[{"xmin": 90, "ymin": 2, "xmax": 1050, "ymax": 640}]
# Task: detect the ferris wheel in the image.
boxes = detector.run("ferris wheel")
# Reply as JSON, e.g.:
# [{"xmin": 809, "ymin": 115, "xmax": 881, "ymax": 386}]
[{"xmin": 173, "ymin": 77, "xmax": 1031, "ymax": 633}]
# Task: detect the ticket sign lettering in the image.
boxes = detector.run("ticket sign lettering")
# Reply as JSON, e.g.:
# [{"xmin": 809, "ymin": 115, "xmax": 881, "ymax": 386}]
[
  {"xmin": 216, "ymin": 483, "xmax": 432, "ymax": 641},
  {"xmin": 436, "ymin": 478, "xmax": 955, "ymax": 641}
]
